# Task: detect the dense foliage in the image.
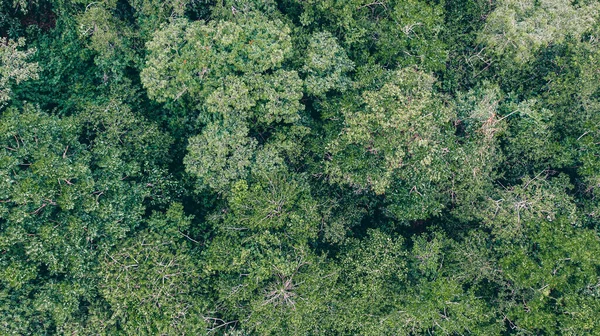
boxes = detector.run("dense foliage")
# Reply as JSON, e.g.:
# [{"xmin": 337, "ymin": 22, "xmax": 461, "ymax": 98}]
[{"xmin": 1, "ymin": 0, "xmax": 600, "ymax": 334}]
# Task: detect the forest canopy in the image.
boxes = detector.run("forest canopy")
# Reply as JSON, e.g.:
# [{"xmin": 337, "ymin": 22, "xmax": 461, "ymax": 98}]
[{"xmin": 1, "ymin": 0, "xmax": 600, "ymax": 334}]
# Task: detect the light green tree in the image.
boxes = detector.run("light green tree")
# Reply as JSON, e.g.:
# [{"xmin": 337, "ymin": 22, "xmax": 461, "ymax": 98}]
[
  {"xmin": 0, "ymin": 38, "xmax": 39, "ymax": 106},
  {"xmin": 479, "ymin": 0, "xmax": 600, "ymax": 62},
  {"xmin": 302, "ymin": 31, "xmax": 354, "ymax": 97}
]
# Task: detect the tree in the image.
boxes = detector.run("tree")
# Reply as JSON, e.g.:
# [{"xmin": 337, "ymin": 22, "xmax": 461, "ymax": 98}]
[
  {"xmin": 0, "ymin": 102, "xmax": 173, "ymax": 333},
  {"xmin": 94, "ymin": 204, "xmax": 207, "ymax": 335},
  {"xmin": 291, "ymin": 0, "xmax": 448, "ymax": 71},
  {"xmin": 302, "ymin": 31, "xmax": 354, "ymax": 97},
  {"xmin": 201, "ymin": 168, "xmax": 323, "ymax": 333},
  {"xmin": 142, "ymin": 13, "xmax": 306, "ymax": 197},
  {"xmin": 0, "ymin": 37, "xmax": 39, "ymax": 106},
  {"xmin": 141, "ymin": 14, "xmax": 293, "ymax": 104},
  {"xmin": 479, "ymin": 0, "xmax": 600, "ymax": 63},
  {"xmin": 325, "ymin": 67, "xmax": 457, "ymax": 220}
]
